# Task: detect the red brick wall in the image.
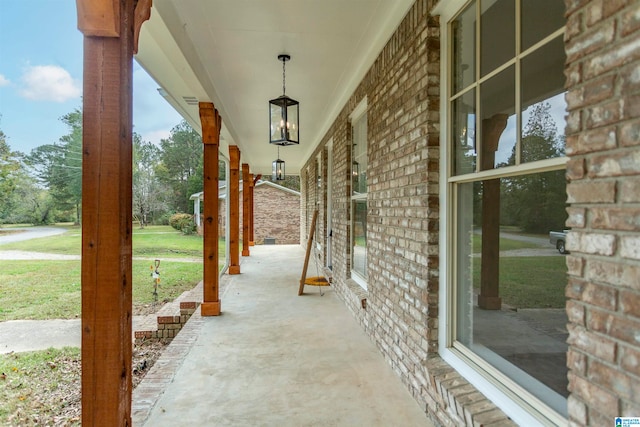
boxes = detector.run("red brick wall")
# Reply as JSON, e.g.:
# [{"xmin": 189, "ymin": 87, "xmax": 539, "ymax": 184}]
[
  {"xmin": 564, "ymin": 0, "xmax": 640, "ymax": 424},
  {"xmin": 301, "ymin": 1, "xmax": 515, "ymax": 425},
  {"xmin": 303, "ymin": 0, "xmax": 640, "ymax": 425},
  {"xmin": 219, "ymin": 182, "xmax": 300, "ymax": 245}
]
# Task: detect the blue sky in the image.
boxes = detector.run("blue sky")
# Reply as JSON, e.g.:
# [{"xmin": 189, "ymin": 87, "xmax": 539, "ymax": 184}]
[{"xmin": 0, "ymin": 1, "xmax": 183, "ymax": 154}]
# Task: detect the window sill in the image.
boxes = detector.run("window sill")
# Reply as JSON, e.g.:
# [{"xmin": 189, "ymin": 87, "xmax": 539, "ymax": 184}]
[{"xmin": 346, "ymin": 278, "xmax": 369, "ymax": 310}]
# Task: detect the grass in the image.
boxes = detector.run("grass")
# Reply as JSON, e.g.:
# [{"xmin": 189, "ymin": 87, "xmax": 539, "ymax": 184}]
[
  {"xmin": 133, "ymin": 226, "xmax": 204, "ymax": 258},
  {"xmin": 473, "ymin": 256, "xmax": 567, "ymax": 309},
  {"xmin": 0, "ymin": 225, "xmax": 230, "ymax": 320},
  {"xmin": 471, "ymin": 235, "xmax": 542, "ymax": 253},
  {"xmin": 0, "ymin": 225, "xmax": 207, "ymax": 259},
  {"xmin": 0, "ymin": 260, "xmax": 203, "ymax": 320},
  {"xmin": 0, "ymin": 347, "xmax": 81, "ymax": 426}
]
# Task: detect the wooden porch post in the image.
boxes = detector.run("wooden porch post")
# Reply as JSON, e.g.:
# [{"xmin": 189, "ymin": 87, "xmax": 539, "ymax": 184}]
[
  {"xmin": 478, "ymin": 114, "xmax": 508, "ymax": 310},
  {"xmin": 76, "ymin": 0, "xmax": 150, "ymax": 424},
  {"xmin": 228, "ymin": 146, "xmax": 241, "ymax": 274},
  {"xmin": 199, "ymin": 102, "xmax": 222, "ymax": 316},
  {"xmin": 242, "ymin": 163, "xmax": 251, "ymax": 256},
  {"xmin": 248, "ymin": 173, "xmax": 255, "ymax": 246}
]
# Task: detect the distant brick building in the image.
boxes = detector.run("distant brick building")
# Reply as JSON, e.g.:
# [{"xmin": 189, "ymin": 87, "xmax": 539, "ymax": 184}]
[{"xmin": 192, "ymin": 180, "xmax": 300, "ymax": 245}]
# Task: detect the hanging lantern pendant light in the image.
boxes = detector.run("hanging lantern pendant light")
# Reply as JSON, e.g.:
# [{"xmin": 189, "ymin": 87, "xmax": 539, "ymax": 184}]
[
  {"xmin": 272, "ymin": 146, "xmax": 286, "ymax": 181},
  {"xmin": 269, "ymin": 54, "xmax": 299, "ymax": 146}
]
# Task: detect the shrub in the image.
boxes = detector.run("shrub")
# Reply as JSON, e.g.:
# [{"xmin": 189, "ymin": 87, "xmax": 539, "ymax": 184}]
[
  {"xmin": 169, "ymin": 213, "xmax": 196, "ymax": 235},
  {"xmin": 154, "ymin": 212, "xmax": 173, "ymax": 226}
]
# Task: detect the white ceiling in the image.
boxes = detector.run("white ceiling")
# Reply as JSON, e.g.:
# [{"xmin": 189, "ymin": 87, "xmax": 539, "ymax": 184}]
[{"xmin": 135, "ymin": 0, "xmax": 414, "ymax": 175}]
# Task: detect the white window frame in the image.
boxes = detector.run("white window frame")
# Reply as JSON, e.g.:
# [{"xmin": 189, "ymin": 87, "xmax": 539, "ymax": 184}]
[
  {"xmin": 434, "ymin": 1, "xmax": 568, "ymax": 425},
  {"xmin": 350, "ymin": 97, "xmax": 368, "ymax": 290}
]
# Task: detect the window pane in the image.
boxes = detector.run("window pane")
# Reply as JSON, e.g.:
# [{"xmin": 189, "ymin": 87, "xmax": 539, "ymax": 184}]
[
  {"xmin": 480, "ymin": 0, "xmax": 515, "ymax": 76},
  {"xmin": 522, "ymin": 0, "xmax": 565, "ymax": 51},
  {"xmin": 521, "ymin": 36, "xmax": 567, "ymax": 163},
  {"xmin": 352, "ymin": 200, "xmax": 367, "ymax": 279},
  {"xmin": 480, "ymin": 65, "xmax": 516, "ymax": 170},
  {"xmin": 352, "ymin": 115, "xmax": 368, "ymax": 194},
  {"xmin": 455, "ymin": 170, "xmax": 569, "ymax": 416},
  {"xmin": 452, "ymin": 90, "xmax": 477, "ymax": 175},
  {"xmin": 452, "ymin": 1, "xmax": 476, "ymax": 94}
]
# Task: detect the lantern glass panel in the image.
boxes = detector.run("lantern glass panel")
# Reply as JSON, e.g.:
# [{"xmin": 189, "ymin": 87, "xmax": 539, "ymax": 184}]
[
  {"xmin": 272, "ymin": 159, "xmax": 285, "ymax": 181},
  {"xmin": 269, "ymin": 95, "xmax": 299, "ymax": 145},
  {"xmin": 286, "ymin": 102, "xmax": 299, "ymax": 143}
]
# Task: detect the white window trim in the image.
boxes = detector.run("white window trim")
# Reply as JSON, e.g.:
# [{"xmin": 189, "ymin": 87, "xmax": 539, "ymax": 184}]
[
  {"xmin": 350, "ymin": 97, "xmax": 368, "ymax": 122},
  {"xmin": 326, "ymin": 138, "xmax": 334, "ymax": 269},
  {"xmin": 435, "ymin": 1, "xmax": 568, "ymax": 426}
]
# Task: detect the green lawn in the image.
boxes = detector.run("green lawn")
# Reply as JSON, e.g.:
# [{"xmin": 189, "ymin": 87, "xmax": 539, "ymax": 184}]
[
  {"xmin": 1, "ymin": 225, "xmax": 206, "ymax": 259},
  {"xmin": 0, "ymin": 259, "xmax": 203, "ymax": 320},
  {"xmin": 473, "ymin": 256, "xmax": 567, "ymax": 308},
  {"xmin": 471, "ymin": 234, "xmax": 543, "ymax": 253},
  {"xmin": 0, "ymin": 225, "xmax": 225, "ymax": 320}
]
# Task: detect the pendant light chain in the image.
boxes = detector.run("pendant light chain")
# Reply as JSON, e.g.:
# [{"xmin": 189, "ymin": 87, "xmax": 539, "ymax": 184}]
[{"xmin": 282, "ymin": 58, "xmax": 286, "ymax": 96}]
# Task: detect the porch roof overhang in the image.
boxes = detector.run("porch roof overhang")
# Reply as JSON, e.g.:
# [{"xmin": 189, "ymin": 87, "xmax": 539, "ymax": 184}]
[{"xmin": 134, "ymin": 0, "xmax": 414, "ymax": 176}]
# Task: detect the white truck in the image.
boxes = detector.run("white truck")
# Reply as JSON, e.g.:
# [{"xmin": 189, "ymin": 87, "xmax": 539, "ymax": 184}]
[{"xmin": 549, "ymin": 230, "xmax": 569, "ymax": 254}]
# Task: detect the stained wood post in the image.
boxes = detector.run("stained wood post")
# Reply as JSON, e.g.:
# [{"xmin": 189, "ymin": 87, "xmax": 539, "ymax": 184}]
[
  {"xmin": 199, "ymin": 102, "xmax": 222, "ymax": 316},
  {"xmin": 228, "ymin": 146, "xmax": 241, "ymax": 274},
  {"xmin": 478, "ymin": 114, "xmax": 508, "ymax": 310},
  {"xmin": 248, "ymin": 173, "xmax": 255, "ymax": 246},
  {"xmin": 77, "ymin": 0, "xmax": 150, "ymax": 424},
  {"xmin": 242, "ymin": 163, "xmax": 251, "ymax": 256}
]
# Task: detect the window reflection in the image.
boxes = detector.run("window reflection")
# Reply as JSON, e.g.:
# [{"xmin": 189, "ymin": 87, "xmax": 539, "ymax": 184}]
[
  {"xmin": 455, "ymin": 170, "xmax": 569, "ymax": 415},
  {"xmin": 453, "ymin": 90, "xmax": 477, "ymax": 175},
  {"xmin": 480, "ymin": 65, "xmax": 516, "ymax": 170},
  {"xmin": 522, "ymin": 0, "xmax": 565, "ymax": 51},
  {"xmin": 452, "ymin": 1, "xmax": 477, "ymax": 94},
  {"xmin": 521, "ymin": 36, "xmax": 567, "ymax": 162},
  {"xmin": 352, "ymin": 116, "xmax": 368, "ymax": 194},
  {"xmin": 480, "ymin": 0, "xmax": 515, "ymax": 76},
  {"xmin": 352, "ymin": 200, "xmax": 367, "ymax": 279}
]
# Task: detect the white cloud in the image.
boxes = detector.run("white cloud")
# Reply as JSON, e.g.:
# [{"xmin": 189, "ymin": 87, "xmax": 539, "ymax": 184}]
[
  {"xmin": 142, "ymin": 129, "xmax": 172, "ymax": 145},
  {"xmin": 20, "ymin": 65, "xmax": 81, "ymax": 102},
  {"xmin": 0, "ymin": 74, "xmax": 9, "ymax": 86}
]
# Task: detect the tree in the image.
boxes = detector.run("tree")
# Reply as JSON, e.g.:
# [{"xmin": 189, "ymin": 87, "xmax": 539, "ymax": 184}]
[
  {"xmin": 7, "ymin": 172, "xmax": 56, "ymax": 225},
  {"xmin": 157, "ymin": 120, "xmax": 203, "ymax": 213},
  {"xmin": 26, "ymin": 109, "xmax": 83, "ymax": 223},
  {"xmin": 133, "ymin": 133, "xmax": 169, "ymax": 227},
  {"xmin": 500, "ymin": 102, "xmax": 567, "ymax": 233},
  {"xmin": 0, "ymin": 127, "xmax": 21, "ymax": 221}
]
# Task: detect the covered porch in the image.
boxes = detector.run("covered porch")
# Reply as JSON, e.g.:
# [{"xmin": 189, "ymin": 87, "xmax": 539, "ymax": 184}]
[{"xmin": 132, "ymin": 245, "xmax": 432, "ymax": 426}]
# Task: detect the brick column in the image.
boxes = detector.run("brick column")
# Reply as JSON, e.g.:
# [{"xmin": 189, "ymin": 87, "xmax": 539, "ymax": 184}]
[
  {"xmin": 199, "ymin": 102, "xmax": 222, "ymax": 316},
  {"xmin": 77, "ymin": 0, "xmax": 150, "ymax": 424},
  {"xmin": 228, "ymin": 146, "xmax": 241, "ymax": 274},
  {"xmin": 564, "ymin": 2, "xmax": 640, "ymax": 425}
]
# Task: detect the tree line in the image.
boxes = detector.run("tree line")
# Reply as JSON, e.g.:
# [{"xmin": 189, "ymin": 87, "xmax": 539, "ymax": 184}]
[{"xmin": 0, "ymin": 110, "xmax": 205, "ymax": 227}]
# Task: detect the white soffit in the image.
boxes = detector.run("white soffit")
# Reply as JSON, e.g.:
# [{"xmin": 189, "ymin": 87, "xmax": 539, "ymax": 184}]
[{"xmin": 136, "ymin": 0, "xmax": 414, "ymax": 174}]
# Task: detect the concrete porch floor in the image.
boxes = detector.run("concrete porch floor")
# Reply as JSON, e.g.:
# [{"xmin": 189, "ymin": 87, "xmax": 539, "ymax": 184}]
[{"xmin": 134, "ymin": 244, "xmax": 433, "ymax": 426}]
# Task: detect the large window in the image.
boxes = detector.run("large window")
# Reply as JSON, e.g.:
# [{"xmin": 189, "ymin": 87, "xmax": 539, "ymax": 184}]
[
  {"xmin": 442, "ymin": 0, "xmax": 568, "ymax": 423},
  {"xmin": 351, "ymin": 100, "xmax": 368, "ymax": 287}
]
